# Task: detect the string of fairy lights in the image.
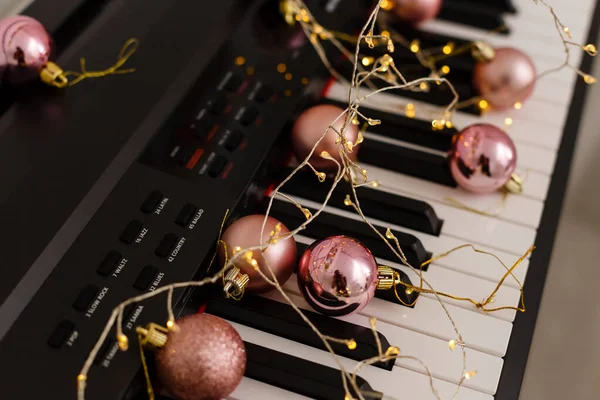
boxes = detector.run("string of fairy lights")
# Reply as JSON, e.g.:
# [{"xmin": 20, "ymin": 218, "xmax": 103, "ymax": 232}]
[{"xmin": 76, "ymin": 1, "xmax": 596, "ymax": 400}]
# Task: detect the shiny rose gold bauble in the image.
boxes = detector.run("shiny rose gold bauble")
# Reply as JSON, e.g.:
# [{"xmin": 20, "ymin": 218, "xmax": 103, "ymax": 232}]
[
  {"xmin": 393, "ymin": 0, "xmax": 443, "ymax": 25},
  {"xmin": 297, "ymin": 236, "xmax": 378, "ymax": 316},
  {"xmin": 291, "ymin": 104, "xmax": 360, "ymax": 170},
  {"xmin": 449, "ymin": 123, "xmax": 518, "ymax": 194},
  {"xmin": 0, "ymin": 15, "xmax": 53, "ymax": 85},
  {"xmin": 152, "ymin": 314, "xmax": 246, "ymax": 400},
  {"xmin": 473, "ymin": 47, "xmax": 536, "ymax": 110},
  {"xmin": 220, "ymin": 214, "xmax": 297, "ymax": 292}
]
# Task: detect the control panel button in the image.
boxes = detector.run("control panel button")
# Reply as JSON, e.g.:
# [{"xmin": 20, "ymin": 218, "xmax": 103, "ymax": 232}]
[
  {"xmin": 73, "ymin": 285, "xmax": 99, "ymax": 311},
  {"xmin": 254, "ymin": 85, "xmax": 273, "ymax": 103},
  {"xmin": 97, "ymin": 251, "xmax": 122, "ymax": 277},
  {"xmin": 239, "ymin": 107, "xmax": 259, "ymax": 126},
  {"xmin": 176, "ymin": 147, "xmax": 195, "ymax": 166},
  {"xmin": 224, "ymin": 130, "xmax": 244, "ymax": 152},
  {"xmin": 141, "ymin": 190, "xmax": 164, "ymax": 213},
  {"xmin": 134, "ymin": 266, "xmax": 158, "ymax": 291},
  {"xmin": 208, "ymin": 94, "xmax": 229, "ymax": 115},
  {"xmin": 223, "ymin": 73, "xmax": 244, "ymax": 92},
  {"xmin": 120, "ymin": 220, "xmax": 143, "ymax": 244},
  {"xmin": 47, "ymin": 320, "xmax": 75, "ymax": 348},
  {"xmin": 156, "ymin": 234, "xmax": 179, "ymax": 258},
  {"xmin": 208, "ymin": 156, "xmax": 228, "ymax": 177},
  {"xmin": 175, "ymin": 204, "xmax": 198, "ymax": 226},
  {"xmin": 193, "ymin": 114, "xmax": 215, "ymax": 139}
]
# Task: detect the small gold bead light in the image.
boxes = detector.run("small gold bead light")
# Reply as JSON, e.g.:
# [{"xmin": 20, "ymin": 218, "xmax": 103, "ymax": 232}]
[
  {"xmin": 445, "ymin": 120, "xmax": 453, "ymax": 129},
  {"xmin": 300, "ymin": 207, "xmax": 312, "ymax": 219},
  {"xmin": 410, "ymin": 40, "xmax": 420, "ymax": 53},
  {"xmin": 385, "ymin": 346, "xmax": 400, "ymax": 356},
  {"xmin": 246, "ymin": 66, "xmax": 255, "ymax": 76},
  {"xmin": 320, "ymin": 150, "xmax": 332, "ymax": 159},
  {"xmin": 166, "ymin": 319, "xmax": 179, "ymax": 332},
  {"xmin": 301, "ymin": 77, "xmax": 309, "ymax": 85},
  {"xmin": 344, "ymin": 197, "xmax": 353, "ymax": 206},
  {"xmin": 284, "ymin": 72, "xmax": 293, "ymax": 81},
  {"xmin": 347, "ymin": 339, "xmax": 357, "ymax": 350},
  {"xmin": 385, "ymin": 228, "xmax": 396, "ymax": 240},
  {"xmin": 380, "ymin": 0, "xmax": 394, "ymax": 10},
  {"xmin": 117, "ymin": 334, "xmax": 129, "ymax": 351},
  {"xmin": 514, "ymin": 102, "xmax": 522, "ymax": 110},
  {"xmin": 440, "ymin": 65, "xmax": 450, "ymax": 74},
  {"xmin": 465, "ymin": 370, "xmax": 478, "ymax": 380},
  {"xmin": 419, "ymin": 82, "xmax": 429, "ymax": 91},
  {"xmin": 371, "ymin": 181, "xmax": 380, "ymax": 188},
  {"xmin": 405, "ymin": 288, "xmax": 414, "ymax": 295},
  {"xmin": 448, "ymin": 339, "xmax": 458, "ymax": 351},
  {"xmin": 584, "ymin": 43, "xmax": 598, "ymax": 56},
  {"xmin": 344, "ymin": 395, "xmax": 353, "ymax": 400},
  {"xmin": 584, "ymin": 74, "xmax": 596, "ymax": 84},
  {"xmin": 505, "ymin": 117, "xmax": 513, "ymax": 126},
  {"xmin": 234, "ymin": 56, "xmax": 246, "ymax": 66},
  {"xmin": 478, "ymin": 99, "xmax": 489, "ymax": 110},
  {"xmin": 316, "ymin": 172, "xmax": 326, "ymax": 182},
  {"xmin": 277, "ymin": 63, "xmax": 286, "ymax": 73},
  {"xmin": 442, "ymin": 42, "xmax": 454, "ymax": 55},
  {"xmin": 77, "ymin": 374, "xmax": 87, "ymax": 382},
  {"xmin": 405, "ymin": 103, "xmax": 416, "ymax": 118},
  {"xmin": 563, "ymin": 26, "xmax": 571, "ymax": 37}
]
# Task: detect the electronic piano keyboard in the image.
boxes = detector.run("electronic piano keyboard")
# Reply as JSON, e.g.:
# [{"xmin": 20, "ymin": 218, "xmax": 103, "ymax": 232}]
[{"xmin": 0, "ymin": 0, "xmax": 597, "ymax": 399}]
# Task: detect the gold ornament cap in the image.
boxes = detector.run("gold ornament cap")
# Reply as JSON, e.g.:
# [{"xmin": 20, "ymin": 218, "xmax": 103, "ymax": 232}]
[
  {"xmin": 40, "ymin": 62, "xmax": 68, "ymax": 88},
  {"xmin": 471, "ymin": 41, "xmax": 496, "ymax": 62},
  {"xmin": 136, "ymin": 323, "xmax": 169, "ymax": 349},
  {"xmin": 504, "ymin": 173, "xmax": 524, "ymax": 194},
  {"xmin": 223, "ymin": 266, "xmax": 250, "ymax": 298},
  {"xmin": 376, "ymin": 265, "xmax": 398, "ymax": 291}
]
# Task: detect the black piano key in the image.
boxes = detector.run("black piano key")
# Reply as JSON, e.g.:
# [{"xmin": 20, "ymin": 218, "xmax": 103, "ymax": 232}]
[
  {"xmin": 245, "ymin": 342, "xmax": 383, "ymax": 400},
  {"xmin": 206, "ymin": 295, "xmax": 394, "ymax": 370},
  {"xmin": 295, "ymin": 241, "xmax": 420, "ymax": 307},
  {"xmin": 445, "ymin": 0, "xmax": 516, "ymax": 14},
  {"xmin": 336, "ymin": 63, "xmax": 480, "ymax": 115},
  {"xmin": 438, "ymin": 3, "xmax": 509, "ymax": 34},
  {"xmin": 279, "ymin": 168, "xmax": 443, "ymax": 236},
  {"xmin": 322, "ymin": 98, "xmax": 455, "ymax": 152},
  {"xmin": 359, "ymin": 139, "xmax": 457, "ymax": 188},
  {"xmin": 264, "ymin": 198, "xmax": 431, "ymax": 270}
]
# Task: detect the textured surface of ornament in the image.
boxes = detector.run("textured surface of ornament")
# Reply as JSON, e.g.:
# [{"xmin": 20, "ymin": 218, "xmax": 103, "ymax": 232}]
[
  {"xmin": 155, "ymin": 314, "xmax": 246, "ymax": 400},
  {"xmin": 449, "ymin": 123, "xmax": 517, "ymax": 193},
  {"xmin": 291, "ymin": 104, "xmax": 360, "ymax": 170},
  {"xmin": 393, "ymin": 0, "xmax": 443, "ymax": 25},
  {"xmin": 297, "ymin": 235, "xmax": 378, "ymax": 316},
  {"xmin": 473, "ymin": 47, "xmax": 536, "ymax": 110},
  {"xmin": 219, "ymin": 214, "xmax": 297, "ymax": 292},
  {"xmin": 0, "ymin": 15, "xmax": 52, "ymax": 85}
]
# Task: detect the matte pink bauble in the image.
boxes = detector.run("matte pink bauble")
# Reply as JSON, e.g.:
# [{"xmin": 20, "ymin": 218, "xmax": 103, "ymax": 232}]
[
  {"xmin": 0, "ymin": 15, "xmax": 53, "ymax": 85},
  {"xmin": 449, "ymin": 124, "xmax": 517, "ymax": 193},
  {"xmin": 155, "ymin": 314, "xmax": 246, "ymax": 400},
  {"xmin": 473, "ymin": 47, "xmax": 536, "ymax": 110},
  {"xmin": 219, "ymin": 215, "xmax": 297, "ymax": 293},
  {"xmin": 297, "ymin": 236, "xmax": 378, "ymax": 316},
  {"xmin": 393, "ymin": 0, "xmax": 443, "ymax": 25},
  {"xmin": 291, "ymin": 104, "xmax": 360, "ymax": 170}
]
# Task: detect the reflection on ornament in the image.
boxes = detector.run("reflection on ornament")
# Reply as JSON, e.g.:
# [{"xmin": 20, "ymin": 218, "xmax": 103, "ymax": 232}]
[
  {"xmin": 297, "ymin": 235, "xmax": 378, "ymax": 316},
  {"xmin": 0, "ymin": 16, "xmax": 54, "ymax": 85},
  {"xmin": 138, "ymin": 313, "xmax": 246, "ymax": 400},
  {"xmin": 219, "ymin": 214, "xmax": 297, "ymax": 293},
  {"xmin": 392, "ymin": 0, "xmax": 443, "ymax": 25},
  {"xmin": 291, "ymin": 104, "xmax": 360, "ymax": 170},
  {"xmin": 473, "ymin": 47, "xmax": 536, "ymax": 110},
  {"xmin": 449, "ymin": 123, "xmax": 521, "ymax": 194}
]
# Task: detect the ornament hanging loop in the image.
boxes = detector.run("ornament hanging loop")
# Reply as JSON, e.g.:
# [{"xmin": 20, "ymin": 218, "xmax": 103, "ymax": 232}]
[
  {"xmin": 41, "ymin": 37, "xmax": 139, "ymax": 88},
  {"xmin": 504, "ymin": 173, "xmax": 524, "ymax": 194}
]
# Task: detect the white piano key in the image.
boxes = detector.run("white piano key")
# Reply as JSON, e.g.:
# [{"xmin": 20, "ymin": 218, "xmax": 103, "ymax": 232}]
[
  {"xmin": 281, "ymin": 277, "xmax": 512, "ymax": 357},
  {"xmin": 361, "ymin": 162, "xmax": 543, "ymax": 229},
  {"xmin": 228, "ymin": 320, "xmax": 494, "ymax": 400},
  {"xmin": 282, "ymin": 191, "xmax": 535, "ymax": 255},
  {"xmin": 228, "ymin": 378, "xmax": 311, "ymax": 400},
  {"xmin": 326, "ymin": 81, "xmax": 565, "ymax": 154},
  {"xmin": 275, "ymin": 193, "xmax": 530, "ymax": 286},
  {"xmin": 293, "ymin": 234, "xmax": 521, "ymax": 322},
  {"xmin": 262, "ymin": 289, "xmax": 505, "ymax": 395},
  {"xmin": 520, "ymin": 168, "xmax": 551, "ymax": 201}
]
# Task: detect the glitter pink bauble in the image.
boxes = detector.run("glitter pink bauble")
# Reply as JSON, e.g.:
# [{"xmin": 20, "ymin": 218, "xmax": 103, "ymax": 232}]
[
  {"xmin": 473, "ymin": 47, "xmax": 536, "ymax": 110},
  {"xmin": 0, "ymin": 15, "xmax": 53, "ymax": 85},
  {"xmin": 297, "ymin": 236, "xmax": 378, "ymax": 316},
  {"xmin": 155, "ymin": 314, "xmax": 246, "ymax": 400},
  {"xmin": 393, "ymin": 0, "xmax": 443, "ymax": 25},
  {"xmin": 449, "ymin": 123, "xmax": 517, "ymax": 194}
]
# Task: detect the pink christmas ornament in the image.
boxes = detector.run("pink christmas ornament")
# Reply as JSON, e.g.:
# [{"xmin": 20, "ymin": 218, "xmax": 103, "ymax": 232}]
[
  {"xmin": 473, "ymin": 47, "xmax": 536, "ymax": 110},
  {"xmin": 297, "ymin": 236, "xmax": 378, "ymax": 316},
  {"xmin": 393, "ymin": 0, "xmax": 443, "ymax": 25},
  {"xmin": 0, "ymin": 15, "xmax": 53, "ymax": 85},
  {"xmin": 449, "ymin": 123, "xmax": 517, "ymax": 194}
]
